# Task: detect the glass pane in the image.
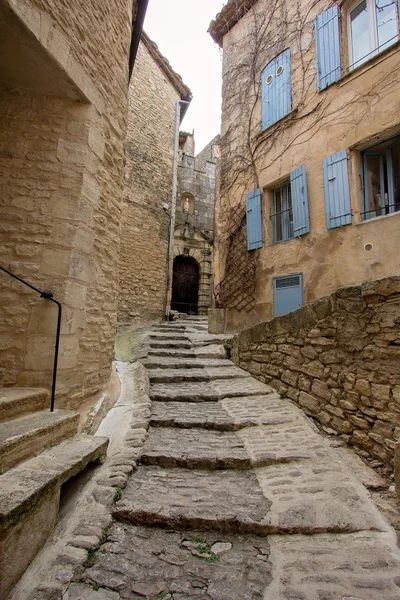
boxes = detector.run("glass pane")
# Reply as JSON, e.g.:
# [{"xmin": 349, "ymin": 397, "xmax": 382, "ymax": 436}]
[
  {"xmin": 390, "ymin": 143, "xmax": 400, "ymax": 213},
  {"xmin": 364, "ymin": 154, "xmax": 384, "ymax": 218},
  {"xmin": 376, "ymin": 0, "xmax": 398, "ymax": 50},
  {"xmin": 287, "ymin": 186, "xmax": 294, "ymax": 239},
  {"xmin": 274, "ymin": 188, "xmax": 283, "ymax": 242},
  {"xmin": 351, "ymin": 1, "xmax": 370, "ymax": 67}
]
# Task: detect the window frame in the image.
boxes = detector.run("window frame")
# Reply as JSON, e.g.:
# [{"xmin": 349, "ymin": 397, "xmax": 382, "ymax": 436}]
[
  {"xmin": 347, "ymin": 0, "xmax": 399, "ymax": 71},
  {"xmin": 361, "ymin": 135, "xmax": 400, "ymax": 220},
  {"xmin": 272, "ymin": 181, "xmax": 294, "ymax": 243}
]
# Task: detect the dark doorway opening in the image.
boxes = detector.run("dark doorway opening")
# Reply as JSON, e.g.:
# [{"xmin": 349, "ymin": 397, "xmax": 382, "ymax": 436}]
[{"xmin": 171, "ymin": 256, "xmax": 199, "ymax": 314}]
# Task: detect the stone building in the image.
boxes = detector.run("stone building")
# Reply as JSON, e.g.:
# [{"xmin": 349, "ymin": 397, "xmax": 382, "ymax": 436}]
[
  {"xmin": 118, "ymin": 33, "xmax": 192, "ymax": 329},
  {"xmin": 209, "ymin": 0, "xmax": 400, "ymax": 331},
  {"xmin": 0, "ymin": 0, "xmax": 145, "ymax": 409},
  {"xmin": 172, "ymin": 133, "xmax": 219, "ymax": 315}
]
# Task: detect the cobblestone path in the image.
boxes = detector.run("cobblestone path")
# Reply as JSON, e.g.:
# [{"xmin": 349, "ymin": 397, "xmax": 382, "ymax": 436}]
[{"xmin": 73, "ymin": 319, "xmax": 400, "ymax": 600}]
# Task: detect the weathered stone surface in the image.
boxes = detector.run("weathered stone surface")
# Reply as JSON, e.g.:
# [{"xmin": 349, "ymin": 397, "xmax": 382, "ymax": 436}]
[
  {"xmin": 114, "ymin": 466, "xmax": 272, "ymax": 533},
  {"xmin": 64, "ymin": 582, "xmax": 119, "ymax": 599},
  {"xmin": 148, "ymin": 366, "xmax": 250, "ymax": 383},
  {"xmin": 81, "ymin": 524, "xmax": 272, "ymax": 599},
  {"xmin": 150, "ymin": 377, "xmax": 274, "ymax": 402},
  {"xmin": 265, "ymin": 531, "xmax": 400, "ymax": 600},
  {"xmin": 140, "ymin": 427, "xmax": 250, "ymax": 469}
]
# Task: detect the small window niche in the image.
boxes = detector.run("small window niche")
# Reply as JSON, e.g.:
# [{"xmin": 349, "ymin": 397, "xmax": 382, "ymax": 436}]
[{"xmin": 181, "ymin": 192, "xmax": 195, "ymax": 215}]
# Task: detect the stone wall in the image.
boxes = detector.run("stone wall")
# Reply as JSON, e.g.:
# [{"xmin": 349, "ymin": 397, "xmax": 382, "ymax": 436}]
[
  {"xmin": 231, "ymin": 277, "xmax": 400, "ymax": 466},
  {"xmin": 118, "ymin": 39, "xmax": 183, "ymax": 329},
  {"xmin": 0, "ymin": 0, "xmax": 133, "ymax": 408},
  {"xmin": 173, "ymin": 138, "xmax": 217, "ymax": 314}
]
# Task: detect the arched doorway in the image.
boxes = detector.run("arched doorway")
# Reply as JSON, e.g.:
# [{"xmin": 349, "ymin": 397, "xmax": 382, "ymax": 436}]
[{"xmin": 171, "ymin": 256, "xmax": 199, "ymax": 314}]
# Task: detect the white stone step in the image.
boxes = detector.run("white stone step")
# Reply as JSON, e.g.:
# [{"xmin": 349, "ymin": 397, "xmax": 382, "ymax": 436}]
[
  {"xmin": 0, "ymin": 409, "xmax": 79, "ymax": 474},
  {"xmin": 0, "ymin": 387, "xmax": 49, "ymax": 422},
  {"xmin": 0, "ymin": 434, "xmax": 108, "ymax": 599}
]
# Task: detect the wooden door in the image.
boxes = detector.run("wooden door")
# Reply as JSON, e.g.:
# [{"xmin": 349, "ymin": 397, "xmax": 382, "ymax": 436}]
[{"xmin": 171, "ymin": 256, "xmax": 199, "ymax": 314}]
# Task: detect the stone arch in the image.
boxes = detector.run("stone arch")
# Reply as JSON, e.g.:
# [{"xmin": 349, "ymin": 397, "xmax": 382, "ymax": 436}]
[{"xmin": 172, "ymin": 245, "xmax": 212, "ymax": 315}]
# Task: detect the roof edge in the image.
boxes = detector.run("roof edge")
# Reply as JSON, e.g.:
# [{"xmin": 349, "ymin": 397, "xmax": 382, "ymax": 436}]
[
  {"xmin": 141, "ymin": 31, "xmax": 192, "ymax": 102},
  {"xmin": 208, "ymin": 0, "xmax": 259, "ymax": 46}
]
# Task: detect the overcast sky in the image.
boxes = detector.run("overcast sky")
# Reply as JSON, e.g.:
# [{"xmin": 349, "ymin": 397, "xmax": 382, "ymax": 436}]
[{"xmin": 144, "ymin": 0, "xmax": 226, "ymax": 154}]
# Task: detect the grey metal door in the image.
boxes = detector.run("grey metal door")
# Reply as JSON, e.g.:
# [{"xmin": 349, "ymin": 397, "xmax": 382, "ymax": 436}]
[{"xmin": 273, "ymin": 273, "xmax": 303, "ymax": 318}]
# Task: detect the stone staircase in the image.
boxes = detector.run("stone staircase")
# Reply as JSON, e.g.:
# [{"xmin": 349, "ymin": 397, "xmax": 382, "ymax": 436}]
[
  {"xmin": 0, "ymin": 387, "xmax": 108, "ymax": 598},
  {"xmin": 99, "ymin": 318, "xmax": 400, "ymax": 599}
]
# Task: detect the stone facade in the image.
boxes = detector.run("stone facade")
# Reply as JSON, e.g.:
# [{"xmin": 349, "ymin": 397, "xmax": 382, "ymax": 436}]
[
  {"xmin": 118, "ymin": 34, "xmax": 191, "ymax": 329},
  {"xmin": 231, "ymin": 276, "xmax": 400, "ymax": 466},
  {"xmin": 0, "ymin": 0, "xmax": 137, "ymax": 408},
  {"xmin": 209, "ymin": 0, "xmax": 400, "ymax": 331},
  {"xmin": 172, "ymin": 133, "xmax": 219, "ymax": 315}
]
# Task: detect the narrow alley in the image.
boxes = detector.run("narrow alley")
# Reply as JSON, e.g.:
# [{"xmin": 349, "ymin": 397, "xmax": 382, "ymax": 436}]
[{"xmin": 61, "ymin": 320, "xmax": 400, "ymax": 600}]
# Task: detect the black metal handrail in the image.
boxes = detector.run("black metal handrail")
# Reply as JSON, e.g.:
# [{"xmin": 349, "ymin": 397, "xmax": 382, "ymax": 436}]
[{"xmin": 0, "ymin": 265, "xmax": 62, "ymax": 412}]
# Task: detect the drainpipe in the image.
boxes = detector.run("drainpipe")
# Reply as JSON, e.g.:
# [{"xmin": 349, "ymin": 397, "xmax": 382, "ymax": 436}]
[{"xmin": 163, "ymin": 99, "xmax": 190, "ymax": 320}]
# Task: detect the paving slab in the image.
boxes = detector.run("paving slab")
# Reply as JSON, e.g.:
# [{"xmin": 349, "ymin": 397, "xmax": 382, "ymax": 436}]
[
  {"xmin": 265, "ymin": 530, "xmax": 400, "ymax": 600},
  {"xmin": 237, "ymin": 422, "xmax": 329, "ymax": 464},
  {"xmin": 140, "ymin": 426, "xmax": 250, "ymax": 469},
  {"xmin": 148, "ymin": 366, "xmax": 251, "ymax": 383},
  {"xmin": 254, "ymin": 456, "xmax": 389, "ymax": 534},
  {"xmin": 150, "ymin": 401, "xmax": 242, "ymax": 430},
  {"xmin": 221, "ymin": 395, "xmax": 304, "ymax": 426},
  {"xmin": 143, "ymin": 356, "xmax": 233, "ymax": 369},
  {"xmin": 150, "ymin": 377, "xmax": 274, "ymax": 402},
  {"xmin": 114, "ymin": 466, "xmax": 271, "ymax": 534},
  {"xmin": 149, "ymin": 340, "xmax": 192, "ymax": 349},
  {"xmin": 147, "ymin": 344, "xmax": 227, "ymax": 358},
  {"xmin": 81, "ymin": 523, "xmax": 272, "ymax": 600}
]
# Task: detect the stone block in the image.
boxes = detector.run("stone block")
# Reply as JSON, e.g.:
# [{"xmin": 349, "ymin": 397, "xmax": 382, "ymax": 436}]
[
  {"xmin": 208, "ymin": 309, "xmax": 226, "ymax": 334},
  {"xmin": 298, "ymin": 391, "xmax": 320, "ymax": 415},
  {"xmin": 371, "ymin": 383, "xmax": 391, "ymax": 402}
]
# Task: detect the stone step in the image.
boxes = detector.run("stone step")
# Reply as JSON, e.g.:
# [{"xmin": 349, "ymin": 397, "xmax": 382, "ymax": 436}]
[
  {"xmin": 149, "ymin": 340, "xmax": 192, "ymax": 349},
  {"xmin": 147, "ymin": 344, "xmax": 227, "ymax": 359},
  {"xmin": 150, "ymin": 397, "xmax": 301, "ymax": 430},
  {"xmin": 140, "ymin": 422, "xmax": 327, "ymax": 470},
  {"xmin": 114, "ymin": 462, "xmax": 388, "ymax": 536},
  {"xmin": 149, "ymin": 377, "xmax": 275, "ymax": 402},
  {"xmin": 140, "ymin": 427, "xmax": 250, "ymax": 469},
  {"xmin": 150, "ymin": 401, "xmax": 242, "ymax": 430},
  {"xmin": 149, "ymin": 333, "xmax": 189, "ymax": 341},
  {"xmin": 143, "ymin": 356, "xmax": 233, "ymax": 369},
  {"xmin": 0, "ymin": 409, "xmax": 80, "ymax": 474},
  {"xmin": 0, "ymin": 387, "xmax": 49, "ymax": 422},
  {"xmin": 147, "ymin": 366, "xmax": 251, "ymax": 383},
  {"xmin": 0, "ymin": 434, "xmax": 108, "ymax": 599}
]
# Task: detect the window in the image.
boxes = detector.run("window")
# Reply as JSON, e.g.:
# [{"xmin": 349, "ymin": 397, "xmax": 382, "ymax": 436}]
[
  {"xmin": 361, "ymin": 136, "xmax": 400, "ymax": 219},
  {"xmin": 271, "ymin": 165, "xmax": 310, "ymax": 242},
  {"xmin": 348, "ymin": 0, "xmax": 398, "ymax": 70},
  {"xmin": 272, "ymin": 183, "xmax": 294, "ymax": 242},
  {"xmin": 261, "ymin": 49, "xmax": 291, "ymax": 130}
]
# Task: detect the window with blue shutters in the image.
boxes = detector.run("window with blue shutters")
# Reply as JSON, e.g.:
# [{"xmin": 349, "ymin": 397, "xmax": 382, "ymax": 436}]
[
  {"xmin": 323, "ymin": 150, "xmax": 352, "ymax": 229},
  {"xmin": 261, "ymin": 49, "xmax": 291, "ymax": 131},
  {"xmin": 315, "ymin": 6, "xmax": 341, "ymax": 91},
  {"xmin": 246, "ymin": 189, "xmax": 263, "ymax": 250},
  {"xmin": 272, "ymin": 165, "xmax": 310, "ymax": 242}
]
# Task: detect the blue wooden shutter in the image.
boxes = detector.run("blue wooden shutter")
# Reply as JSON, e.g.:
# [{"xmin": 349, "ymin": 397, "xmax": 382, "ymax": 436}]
[
  {"xmin": 261, "ymin": 49, "xmax": 291, "ymax": 130},
  {"xmin": 290, "ymin": 164, "xmax": 310, "ymax": 236},
  {"xmin": 323, "ymin": 150, "xmax": 352, "ymax": 229},
  {"xmin": 315, "ymin": 6, "xmax": 341, "ymax": 91},
  {"xmin": 246, "ymin": 189, "xmax": 263, "ymax": 250}
]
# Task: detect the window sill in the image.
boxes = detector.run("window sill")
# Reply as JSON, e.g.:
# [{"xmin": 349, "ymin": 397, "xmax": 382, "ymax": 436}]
[
  {"xmin": 254, "ymin": 109, "xmax": 298, "ymax": 144},
  {"xmin": 354, "ymin": 210, "xmax": 400, "ymax": 226},
  {"xmin": 338, "ymin": 40, "xmax": 400, "ymax": 88}
]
